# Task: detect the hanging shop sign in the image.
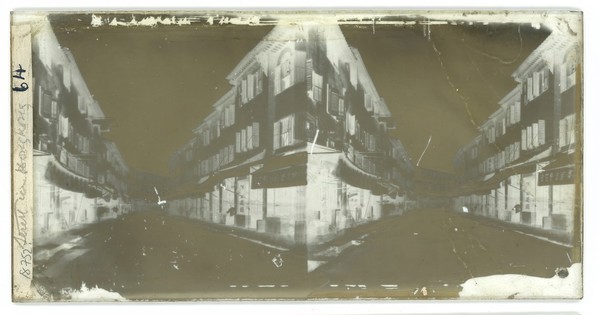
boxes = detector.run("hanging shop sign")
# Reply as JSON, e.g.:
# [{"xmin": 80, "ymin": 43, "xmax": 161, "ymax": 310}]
[
  {"xmin": 252, "ymin": 164, "xmax": 307, "ymax": 189},
  {"xmin": 538, "ymin": 165, "xmax": 575, "ymax": 186}
]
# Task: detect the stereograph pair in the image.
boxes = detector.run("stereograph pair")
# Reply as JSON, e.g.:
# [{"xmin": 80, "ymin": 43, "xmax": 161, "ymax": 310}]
[{"xmin": 11, "ymin": 10, "xmax": 583, "ymax": 301}]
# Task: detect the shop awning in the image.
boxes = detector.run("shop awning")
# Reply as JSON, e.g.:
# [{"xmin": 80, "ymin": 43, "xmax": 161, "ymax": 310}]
[
  {"xmin": 450, "ymin": 160, "xmax": 538, "ymax": 196},
  {"xmin": 45, "ymin": 160, "xmax": 101, "ymax": 197},
  {"xmin": 335, "ymin": 153, "xmax": 389, "ymax": 195},
  {"xmin": 251, "ymin": 152, "xmax": 308, "ymax": 189}
]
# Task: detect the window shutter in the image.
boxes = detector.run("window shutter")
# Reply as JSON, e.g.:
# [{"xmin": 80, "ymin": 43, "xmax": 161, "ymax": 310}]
[
  {"xmin": 241, "ymin": 128, "xmax": 247, "ymax": 152},
  {"xmin": 365, "ymin": 93, "xmax": 373, "ymax": 112},
  {"xmin": 241, "ymin": 79, "xmax": 247, "ymax": 104},
  {"xmin": 51, "ymin": 101, "xmax": 57, "ymax": 118},
  {"xmin": 253, "ymin": 122, "xmax": 259, "ymax": 147},
  {"xmin": 247, "ymin": 74, "xmax": 254, "ymax": 100},
  {"xmin": 41, "ymin": 90, "xmax": 52, "ymax": 118},
  {"xmin": 533, "ymin": 71, "xmax": 540, "ymax": 97},
  {"xmin": 527, "ymin": 77, "xmax": 533, "ymax": 101},
  {"xmin": 521, "ymin": 129, "xmax": 527, "ymax": 151},
  {"xmin": 542, "ymin": 68, "xmax": 549, "ymax": 92},
  {"xmin": 273, "ymin": 121, "xmax": 281, "ymax": 150},
  {"xmin": 256, "ymin": 71, "xmax": 263, "ymax": 95},
  {"xmin": 289, "ymin": 115, "xmax": 295, "ymax": 144},
  {"xmin": 568, "ymin": 115, "xmax": 575, "ymax": 146},
  {"xmin": 247, "ymin": 125, "xmax": 253, "ymax": 150},
  {"xmin": 532, "ymin": 123, "xmax": 539, "ymax": 148},
  {"xmin": 274, "ymin": 65, "xmax": 281, "ymax": 95},
  {"xmin": 560, "ymin": 63, "xmax": 567, "ymax": 92},
  {"xmin": 306, "ymin": 59, "xmax": 313, "ymax": 91},
  {"xmin": 281, "ymin": 117, "xmax": 289, "ymax": 146},
  {"xmin": 538, "ymin": 120, "xmax": 546, "ymax": 145}
]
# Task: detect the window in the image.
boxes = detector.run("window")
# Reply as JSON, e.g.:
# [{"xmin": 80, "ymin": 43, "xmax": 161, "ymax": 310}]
[
  {"xmin": 486, "ymin": 126, "xmax": 496, "ymax": 144},
  {"xmin": 62, "ymin": 65, "xmax": 71, "ymax": 91},
  {"xmin": 311, "ymin": 71, "xmax": 323, "ymax": 102},
  {"xmin": 525, "ymin": 68, "xmax": 550, "ymax": 103},
  {"xmin": 228, "ymin": 105, "xmax": 235, "ymax": 127},
  {"xmin": 538, "ymin": 120, "xmax": 546, "ymax": 146},
  {"xmin": 560, "ymin": 61, "xmax": 577, "ymax": 93},
  {"xmin": 235, "ymin": 132, "xmax": 241, "ymax": 153},
  {"xmin": 252, "ymin": 122, "xmax": 260, "ymax": 148},
  {"xmin": 246, "ymin": 125, "xmax": 253, "ymax": 149},
  {"xmin": 220, "ymin": 105, "xmax": 235, "ymax": 128},
  {"xmin": 364, "ymin": 93, "xmax": 373, "ymax": 112},
  {"xmin": 327, "ymin": 85, "xmax": 343, "ymax": 116},
  {"xmin": 496, "ymin": 120, "xmax": 505, "ymax": 137},
  {"xmin": 346, "ymin": 113, "xmax": 356, "ymax": 135},
  {"xmin": 533, "ymin": 71, "xmax": 540, "ymax": 98},
  {"xmin": 203, "ymin": 130, "xmax": 210, "ymax": 146},
  {"xmin": 200, "ymin": 160, "xmax": 208, "ymax": 176},
  {"xmin": 273, "ymin": 115, "xmax": 295, "ymax": 150},
  {"xmin": 470, "ymin": 146, "xmax": 478, "ymax": 159},
  {"xmin": 219, "ymin": 110, "xmax": 226, "ymax": 130},
  {"xmin": 559, "ymin": 114, "xmax": 576, "ymax": 148},
  {"xmin": 239, "ymin": 70, "xmax": 263, "ymax": 105},
  {"xmin": 526, "ymin": 77, "xmax": 533, "ymax": 102},
  {"xmin": 241, "ymin": 128, "xmax": 247, "ymax": 152},
  {"xmin": 521, "ymin": 120, "xmax": 546, "ymax": 151},
  {"xmin": 275, "ymin": 51, "xmax": 293, "ymax": 95},
  {"xmin": 306, "ymin": 59, "xmax": 313, "ymax": 91},
  {"xmin": 241, "ymin": 79, "xmax": 247, "ymax": 104},
  {"xmin": 526, "ymin": 126, "xmax": 533, "ymax": 150},
  {"xmin": 39, "ymin": 86, "xmax": 56, "ymax": 119},
  {"xmin": 213, "ymin": 121, "xmax": 220, "ymax": 139},
  {"xmin": 78, "ymin": 95, "xmax": 87, "ymax": 115}
]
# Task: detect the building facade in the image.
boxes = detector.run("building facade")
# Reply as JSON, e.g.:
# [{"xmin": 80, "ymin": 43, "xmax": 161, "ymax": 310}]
[
  {"xmin": 413, "ymin": 167, "xmax": 456, "ymax": 209},
  {"xmin": 452, "ymin": 30, "xmax": 581, "ymax": 240},
  {"xmin": 32, "ymin": 20, "xmax": 130, "ymax": 242},
  {"xmin": 167, "ymin": 24, "xmax": 413, "ymax": 247}
]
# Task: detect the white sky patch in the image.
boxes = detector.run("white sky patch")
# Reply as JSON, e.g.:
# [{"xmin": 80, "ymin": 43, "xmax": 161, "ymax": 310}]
[
  {"xmin": 85, "ymin": 12, "xmax": 580, "ymax": 43},
  {"xmin": 91, "ymin": 14, "xmax": 192, "ymax": 27},
  {"xmin": 67, "ymin": 283, "xmax": 127, "ymax": 302},
  {"xmin": 459, "ymin": 263, "xmax": 582, "ymax": 299}
]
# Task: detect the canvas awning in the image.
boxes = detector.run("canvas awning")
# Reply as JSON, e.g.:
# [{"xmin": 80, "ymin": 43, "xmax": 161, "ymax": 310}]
[{"xmin": 251, "ymin": 152, "xmax": 308, "ymax": 189}]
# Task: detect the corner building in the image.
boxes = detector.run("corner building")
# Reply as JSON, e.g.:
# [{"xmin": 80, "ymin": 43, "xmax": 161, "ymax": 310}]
[
  {"xmin": 168, "ymin": 24, "xmax": 413, "ymax": 247},
  {"xmin": 452, "ymin": 30, "xmax": 581, "ymax": 242}
]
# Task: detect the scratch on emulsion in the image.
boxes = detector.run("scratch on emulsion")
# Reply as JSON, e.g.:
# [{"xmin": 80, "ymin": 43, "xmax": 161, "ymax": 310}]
[
  {"xmin": 430, "ymin": 38, "xmax": 478, "ymax": 129},
  {"xmin": 464, "ymin": 25, "xmax": 523, "ymax": 65}
]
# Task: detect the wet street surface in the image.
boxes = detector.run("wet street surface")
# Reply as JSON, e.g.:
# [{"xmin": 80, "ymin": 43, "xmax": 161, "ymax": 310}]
[{"xmin": 33, "ymin": 208, "xmax": 573, "ymax": 300}]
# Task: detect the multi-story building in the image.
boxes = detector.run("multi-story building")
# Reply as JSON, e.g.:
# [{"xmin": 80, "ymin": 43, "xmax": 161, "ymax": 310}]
[
  {"xmin": 32, "ymin": 20, "xmax": 130, "ymax": 241},
  {"xmin": 167, "ymin": 24, "xmax": 413, "ymax": 246},
  {"xmin": 452, "ymin": 30, "xmax": 581, "ymax": 240}
]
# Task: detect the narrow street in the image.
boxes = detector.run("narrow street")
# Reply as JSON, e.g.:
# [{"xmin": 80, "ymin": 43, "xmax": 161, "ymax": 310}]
[
  {"xmin": 34, "ymin": 211, "xmax": 314, "ymax": 300},
  {"xmin": 34, "ymin": 208, "xmax": 573, "ymax": 300},
  {"xmin": 309, "ymin": 208, "xmax": 572, "ymax": 298}
]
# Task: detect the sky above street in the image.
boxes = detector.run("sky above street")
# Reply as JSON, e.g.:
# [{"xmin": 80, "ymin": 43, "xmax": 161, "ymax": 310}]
[{"xmin": 50, "ymin": 14, "xmax": 549, "ymax": 175}]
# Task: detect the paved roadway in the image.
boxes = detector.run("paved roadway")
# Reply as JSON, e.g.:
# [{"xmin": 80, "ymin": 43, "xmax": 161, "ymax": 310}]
[{"xmin": 33, "ymin": 208, "xmax": 573, "ymax": 300}]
